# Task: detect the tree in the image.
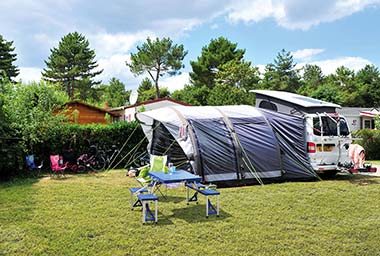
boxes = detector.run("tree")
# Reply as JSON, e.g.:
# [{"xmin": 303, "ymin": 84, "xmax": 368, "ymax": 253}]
[
  {"xmin": 137, "ymin": 77, "xmax": 154, "ymax": 96},
  {"xmin": 135, "ymin": 77, "xmax": 169, "ymax": 102},
  {"xmin": 355, "ymin": 65, "xmax": 380, "ymax": 107},
  {"xmin": 262, "ymin": 49, "xmax": 301, "ymax": 92},
  {"xmin": 139, "ymin": 87, "xmax": 170, "ymax": 102},
  {"xmin": 189, "ymin": 37, "xmax": 245, "ymax": 89},
  {"xmin": 42, "ymin": 32, "xmax": 103, "ymax": 100},
  {"xmin": 325, "ymin": 66, "xmax": 357, "ymax": 106},
  {"xmin": 203, "ymin": 59, "xmax": 260, "ymax": 105},
  {"xmin": 215, "ymin": 59, "xmax": 260, "ymax": 92},
  {"xmin": 207, "ymin": 83, "xmax": 254, "ymax": 106},
  {"xmin": 309, "ymin": 82, "xmax": 344, "ymax": 105},
  {"xmin": 298, "ymin": 64, "xmax": 324, "ymax": 96},
  {"xmin": 0, "ymin": 35, "xmax": 19, "ymax": 81},
  {"xmin": 2, "ymin": 80, "xmax": 68, "ymax": 151},
  {"xmin": 171, "ymin": 85, "xmax": 210, "ymax": 106},
  {"xmin": 127, "ymin": 37, "xmax": 187, "ymax": 99},
  {"xmin": 104, "ymin": 78, "xmax": 128, "ymax": 107}
]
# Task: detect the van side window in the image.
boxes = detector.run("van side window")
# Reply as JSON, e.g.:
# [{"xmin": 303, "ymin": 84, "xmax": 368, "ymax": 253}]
[{"xmin": 258, "ymin": 101, "xmax": 278, "ymax": 111}]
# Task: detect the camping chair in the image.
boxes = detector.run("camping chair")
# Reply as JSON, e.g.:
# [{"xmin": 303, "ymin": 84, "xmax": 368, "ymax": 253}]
[
  {"xmin": 135, "ymin": 155, "xmax": 167, "ymax": 197},
  {"xmin": 25, "ymin": 154, "xmax": 43, "ymax": 177},
  {"xmin": 50, "ymin": 155, "xmax": 67, "ymax": 178}
]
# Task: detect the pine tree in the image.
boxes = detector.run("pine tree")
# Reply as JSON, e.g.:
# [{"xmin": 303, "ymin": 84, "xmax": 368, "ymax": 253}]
[
  {"xmin": 42, "ymin": 32, "xmax": 102, "ymax": 100},
  {"xmin": 0, "ymin": 35, "xmax": 19, "ymax": 81},
  {"xmin": 127, "ymin": 37, "xmax": 187, "ymax": 99},
  {"xmin": 263, "ymin": 49, "xmax": 301, "ymax": 92},
  {"xmin": 190, "ymin": 37, "xmax": 245, "ymax": 89}
]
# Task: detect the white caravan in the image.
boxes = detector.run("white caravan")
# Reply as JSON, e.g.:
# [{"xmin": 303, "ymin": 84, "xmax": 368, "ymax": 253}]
[{"xmin": 252, "ymin": 90, "xmax": 352, "ymax": 174}]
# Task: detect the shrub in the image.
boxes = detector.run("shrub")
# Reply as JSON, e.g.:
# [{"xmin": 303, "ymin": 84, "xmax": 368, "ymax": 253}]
[
  {"xmin": 0, "ymin": 138, "xmax": 23, "ymax": 181},
  {"xmin": 36, "ymin": 121, "xmax": 146, "ymax": 169},
  {"xmin": 352, "ymin": 129, "xmax": 380, "ymax": 160}
]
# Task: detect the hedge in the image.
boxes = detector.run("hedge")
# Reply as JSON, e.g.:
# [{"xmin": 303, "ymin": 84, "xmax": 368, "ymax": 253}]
[
  {"xmin": 352, "ymin": 129, "xmax": 380, "ymax": 160},
  {"xmin": 0, "ymin": 121, "xmax": 146, "ymax": 180},
  {"xmin": 0, "ymin": 137, "xmax": 23, "ymax": 181},
  {"xmin": 40, "ymin": 121, "xmax": 146, "ymax": 168}
]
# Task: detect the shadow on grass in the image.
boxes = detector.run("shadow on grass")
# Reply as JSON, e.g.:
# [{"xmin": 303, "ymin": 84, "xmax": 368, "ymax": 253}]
[
  {"xmin": 171, "ymin": 204, "xmax": 231, "ymax": 223},
  {"xmin": 158, "ymin": 195, "xmax": 186, "ymax": 204},
  {"xmin": 48, "ymin": 174, "xmax": 75, "ymax": 181},
  {"xmin": 0, "ymin": 175, "xmax": 42, "ymax": 187},
  {"xmin": 322, "ymin": 172, "xmax": 380, "ymax": 185}
]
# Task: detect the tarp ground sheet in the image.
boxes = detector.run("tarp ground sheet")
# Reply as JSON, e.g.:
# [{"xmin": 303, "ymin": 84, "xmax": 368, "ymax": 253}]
[{"xmin": 137, "ymin": 105, "xmax": 317, "ymax": 186}]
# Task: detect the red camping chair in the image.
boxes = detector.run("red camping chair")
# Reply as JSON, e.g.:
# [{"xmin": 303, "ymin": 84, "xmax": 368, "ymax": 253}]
[{"xmin": 50, "ymin": 155, "xmax": 67, "ymax": 178}]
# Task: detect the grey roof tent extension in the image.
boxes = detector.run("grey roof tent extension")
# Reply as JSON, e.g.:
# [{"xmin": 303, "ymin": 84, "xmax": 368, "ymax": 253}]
[
  {"xmin": 136, "ymin": 105, "xmax": 318, "ymax": 186},
  {"xmin": 251, "ymin": 90, "xmax": 341, "ymax": 115}
]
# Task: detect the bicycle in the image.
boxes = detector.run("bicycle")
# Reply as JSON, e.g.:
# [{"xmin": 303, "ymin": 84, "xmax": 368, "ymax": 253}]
[
  {"xmin": 63, "ymin": 144, "xmax": 106, "ymax": 173},
  {"xmin": 99, "ymin": 144, "xmax": 119, "ymax": 169}
]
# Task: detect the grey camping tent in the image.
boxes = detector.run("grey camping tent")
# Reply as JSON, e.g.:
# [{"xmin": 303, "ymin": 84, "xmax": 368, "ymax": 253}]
[{"xmin": 136, "ymin": 105, "xmax": 318, "ymax": 186}]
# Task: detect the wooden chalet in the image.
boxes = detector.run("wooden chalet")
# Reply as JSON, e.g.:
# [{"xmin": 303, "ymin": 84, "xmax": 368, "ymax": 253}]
[{"xmin": 61, "ymin": 100, "xmax": 120, "ymax": 124}]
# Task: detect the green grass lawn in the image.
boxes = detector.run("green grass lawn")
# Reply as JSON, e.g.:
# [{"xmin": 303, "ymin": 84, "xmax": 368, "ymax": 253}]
[
  {"xmin": 368, "ymin": 160, "xmax": 380, "ymax": 165},
  {"xmin": 1, "ymin": 171, "xmax": 380, "ymax": 256}
]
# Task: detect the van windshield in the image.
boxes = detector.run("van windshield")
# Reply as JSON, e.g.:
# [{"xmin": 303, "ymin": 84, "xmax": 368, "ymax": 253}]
[{"xmin": 313, "ymin": 116, "xmax": 349, "ymax": 136}]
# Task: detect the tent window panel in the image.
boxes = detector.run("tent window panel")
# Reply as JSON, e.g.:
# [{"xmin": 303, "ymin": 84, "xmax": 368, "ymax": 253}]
[
  {"xmin": 190, "ymin": 119, "xmax": 237, "ymax": 180},
  {"xmin": 151, "ymin": 122, "xmax": 190, "ymax": 170},
  {"xmin": 234, "ymin": 122, "xmax": 282, "ymax": 175}
]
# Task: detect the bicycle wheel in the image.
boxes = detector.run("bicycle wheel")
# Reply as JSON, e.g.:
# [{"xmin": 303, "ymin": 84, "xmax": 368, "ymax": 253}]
[
  {"xmin": 77, "ymin": 165, "xmax": 86, "ymax": 173},
  {"xmin": 91, "ymin": 155, "xmax": 106, "ymax": 172}
]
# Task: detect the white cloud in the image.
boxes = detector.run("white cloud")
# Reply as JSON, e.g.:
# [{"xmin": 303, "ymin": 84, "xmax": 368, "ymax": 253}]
[
  {"xmin": 227, "ymin": 0, "xmax": 284, "ymax": 23},
  {"xmin": 292, "ymin": 48, "xmax": 325, "ymax": 61},
  {"xmin": 160, "ymin": 73, "xmax": 190, "ymax": 92},
  {"xmin": 297, "ymin": 56, "xmax": 372, "ymax": 75},
  {"xmin": 90, "ymin": 31, "xmax": 155, "ymax": 58},
  {"xmin": 226, "ymin": 0, "xmax": 380, "ymax": 30},
  {"xmin": 210, "ymin": 23, "xmax": 219, "ymax": 29},
  {"xmin": 16, "ymin": 67, "xmax": 42, "ymax": 83},
  {"xmin": 255, "ymin": 64, "xmax": 267, "ymax": 77},
  {"xmin": 151, "ymin": 18, "xmax": 203, "ymax": 38}
]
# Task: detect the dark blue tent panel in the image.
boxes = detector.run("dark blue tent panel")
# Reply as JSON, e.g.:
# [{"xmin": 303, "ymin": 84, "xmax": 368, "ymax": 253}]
[
  {"xmin": 190, "ymin": 119, "xmax": 238, "ymax": 182},
  {"xmin": 136, "ymin": 105, "xmax": 317, "ymax": 186}
]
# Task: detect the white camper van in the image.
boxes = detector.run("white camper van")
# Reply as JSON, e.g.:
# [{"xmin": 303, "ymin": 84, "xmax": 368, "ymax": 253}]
[{"xmin": 252, "ymin": 90, "xmax": 352, "ymax": 174}]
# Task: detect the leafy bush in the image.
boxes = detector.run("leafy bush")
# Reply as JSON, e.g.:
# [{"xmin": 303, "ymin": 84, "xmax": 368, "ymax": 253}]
[
  {"xmin": 0, "ymin": 138, "xmax": 23, "ymax": 181},
  {"xmin": 2, "ymin": 80, "xmax": 69, "ymax": 152},
  {"xmin": 36, "ymin": 121, "xmax": 146, "ymax": 169},
  {"xmin": 352, "ymin": 129, "xmax": 380, "ymax": 160}
]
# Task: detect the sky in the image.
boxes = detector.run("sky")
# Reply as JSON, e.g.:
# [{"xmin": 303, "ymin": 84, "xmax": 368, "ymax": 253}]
[{"xmin": 1, "ymin": 0, "xmax": 380, "ymax": 92}]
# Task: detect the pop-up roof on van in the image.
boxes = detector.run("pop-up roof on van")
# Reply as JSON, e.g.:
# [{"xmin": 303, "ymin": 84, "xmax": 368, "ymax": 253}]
[{"xmin": 250, "ymin": 90, "xmax": 341, "ymax": 115}]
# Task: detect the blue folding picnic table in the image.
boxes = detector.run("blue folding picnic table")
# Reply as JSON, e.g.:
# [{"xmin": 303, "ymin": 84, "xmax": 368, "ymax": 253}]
[
  {"xmin": 147, "ymin": 170, "xmax": 220, "ymax": 218},
  {"xmin": 148, "ymin": 170, "xmax": 201, "ymax": 185},
  {"xmin": 148, "ymin": 170, "xmax": 201, "ymax": 196}
]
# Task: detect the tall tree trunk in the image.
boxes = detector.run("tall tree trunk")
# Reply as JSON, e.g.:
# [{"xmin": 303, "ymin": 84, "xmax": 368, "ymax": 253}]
[{"xmin": 154, "ymin": 69, "xmax": 160, "ymax": 99}]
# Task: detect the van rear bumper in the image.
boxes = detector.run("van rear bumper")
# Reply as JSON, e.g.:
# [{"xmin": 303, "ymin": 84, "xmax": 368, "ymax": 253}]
[{"xmin": 312, "ymin": 164, "xmax": 337, "ymax": 172}]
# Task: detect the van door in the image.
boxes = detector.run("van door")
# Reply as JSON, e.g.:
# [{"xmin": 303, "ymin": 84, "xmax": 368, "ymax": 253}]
[{"xmin": 310, "ymin": 115, "xmax": 350, "ymax": 169}]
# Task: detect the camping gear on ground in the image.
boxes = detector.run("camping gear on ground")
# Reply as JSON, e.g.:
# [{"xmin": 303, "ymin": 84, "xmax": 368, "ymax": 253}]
[
  {"xmin": 135, "ymin": 155, "xmax": 168, "ymax": 197},
  {"xmin": 136, "ymin": 105, "xmax": 318, "ymax": 187},
  {"xmin": 348, "ymin": 144, "xmax": 365, "ymax": 169},
  {"xmin": 50, "ymin": 155, "xmax": 67, "ymax": 178},
  {"xmin": 25, "ymin": 154, "xmax": 43, "ymax": 177}
]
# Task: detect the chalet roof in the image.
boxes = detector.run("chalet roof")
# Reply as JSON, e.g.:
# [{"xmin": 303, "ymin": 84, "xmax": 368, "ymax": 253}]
[
  {"xmin": 251, "ymin": 90, "xmax": 341, "ymax": 109},
  {"xmin": 64, "ymin": 100, "xmax": 118, "ymax": 116}
]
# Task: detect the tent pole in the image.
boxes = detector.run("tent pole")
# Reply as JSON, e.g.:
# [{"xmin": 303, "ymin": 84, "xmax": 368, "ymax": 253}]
[
  {"xmin": 168, "ymin": 107, "xmax": 203, "ymax": 179},
  {"xmin": 215, "ymin": 108, "xmax": 243, "ymax": 181}
]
